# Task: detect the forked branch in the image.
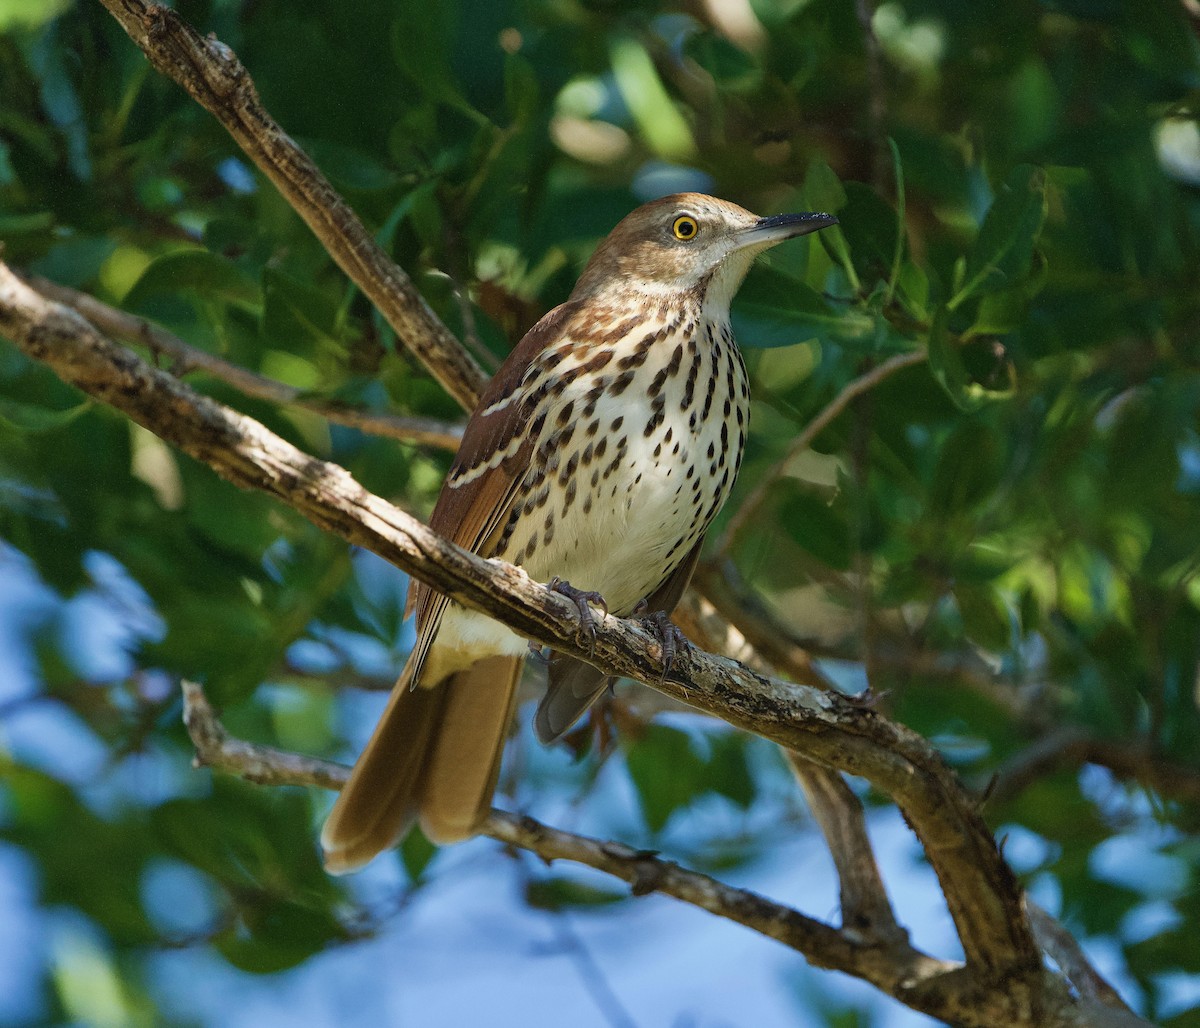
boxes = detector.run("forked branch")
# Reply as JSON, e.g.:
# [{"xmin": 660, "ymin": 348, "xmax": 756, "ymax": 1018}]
[{"xmin": 0, "ymin": 261, "xmax": 1145, "ymax": 1027}]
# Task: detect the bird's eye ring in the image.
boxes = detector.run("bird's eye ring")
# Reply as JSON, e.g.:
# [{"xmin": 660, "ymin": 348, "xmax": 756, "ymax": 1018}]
[{"xmin": 672, "ymin": 215, "xmax": 699, "ymax": 241}]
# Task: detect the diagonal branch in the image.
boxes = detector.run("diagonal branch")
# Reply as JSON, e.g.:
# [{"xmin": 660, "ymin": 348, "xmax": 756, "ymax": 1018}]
[
  {"xmin": 1, "ymin": 263, "xmax": 1151, "ymax": 1028},
  {"xmin": 680, "ymin": 572, "xmax": 901, "ymax": 944},
  {"xmin": 986, "ymin": 726, "xmax": 1200, "ymax": 806},
  {"xmin": 1027, "ymin": 903, "xmax": 1147, "ymax": 1027},
  {"xmin": 179, "ymin": 679, "xmax": 959, "ymax": 1011},
  {"xmin": 97, "ymin": 0, "xmax": 486, "ymax": 412},
  {"xmin": 786, "ymin": 755, "xmax": 904, "ymax": 942},
  {"xmin": 0, "ymin": 262, "xmax": 1030, "ymax": 991},
  {"xmin": 25, "ymin": 274, "xmax": 463, "ymax": 451}
]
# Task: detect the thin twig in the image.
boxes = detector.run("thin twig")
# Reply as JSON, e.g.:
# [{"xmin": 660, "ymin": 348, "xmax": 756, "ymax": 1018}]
[
  {"xmin": 182, "ymin": 680, "xmax": 348, "ymax": 790},
  {"xmin": 985, "ymin": 727, "xmax": 1200, "ymax": 807},
  {"xmin": 26, "ymin": 275, "xmax": 463, "ymax": 450},
  {"xmin": 1026, "ymin": 902, "xmax": 1145, "ymax": 1025},
  {"xmin": 787, "ymin": 754, "xmax": 904, "ymax": 942},
  {"xmin": 714, "ymin": 349, "xmax": 926, "ymax": 557},
  {"xmin": 854, "ymin": 0, "xmax": 889, "ymax": 190},
  {"xmin": 517, "ymin": 857, "xmax": 641, "ymax": 1028}
]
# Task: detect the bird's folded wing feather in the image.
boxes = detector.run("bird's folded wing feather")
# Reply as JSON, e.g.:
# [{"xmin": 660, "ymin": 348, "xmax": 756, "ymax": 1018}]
[{"xmin": 404, "ymin": 301, "xmax": 582, "ymax": 683}]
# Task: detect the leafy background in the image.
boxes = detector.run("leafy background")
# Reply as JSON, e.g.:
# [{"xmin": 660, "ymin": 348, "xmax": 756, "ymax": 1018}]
[{"xmin": 1, "ymin": 0, "xmax": 1199, "ymax": 1024}]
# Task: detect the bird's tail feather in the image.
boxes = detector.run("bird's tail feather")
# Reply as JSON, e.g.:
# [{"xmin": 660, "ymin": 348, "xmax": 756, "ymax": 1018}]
[
  {"xmin": 534, "ymin": 655, "xmax": 613, "ymax": 744},
  {"xmin": 420, "ymin": 655, "xmax": 523, "ymax": 844},
  {"xmin": 321, "ymin": 654, "xmax": 523, "ymax": 874}
]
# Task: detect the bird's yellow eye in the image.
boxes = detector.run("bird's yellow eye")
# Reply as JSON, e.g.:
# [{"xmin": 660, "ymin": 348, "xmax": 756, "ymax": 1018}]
[{"xmin": 672, "ymin": 215, "xmax": 699, "ymax": 241}]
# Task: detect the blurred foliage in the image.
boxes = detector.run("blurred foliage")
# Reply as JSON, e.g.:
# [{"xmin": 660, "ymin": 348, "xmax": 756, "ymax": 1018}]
[{"xmin": 1, "ymin": 0, "xmax": 1199, "ymax": 1025}]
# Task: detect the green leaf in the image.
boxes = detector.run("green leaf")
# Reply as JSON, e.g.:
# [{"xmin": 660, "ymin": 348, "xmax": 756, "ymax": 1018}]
[
  {"xmin": 0, "ymin": 209, "xmax": 55, "ymax": 234},
  {"xmin": 389, "ymin": 0, "xmax": 483, "ymax": 119},
  {"xmin": 928, "ymin": 419, "xmax": 1005, "ymax": 518},
  {"xmin": 0, "ymin": 0, "xmax": 71, "ymax": 30},
  {"xmin": 684, "ymin": 31, "xmax": 762, "ymax": 91},
  {"xmin": 777, "ymin": 481, "xmax": 852, "ymax": 570},
  {"xmin": 733, "ymin": 265, "xmax": 866, "ymax": 349},
  {"xmin": 401, "ymin": 828, "xmax": 437, "ymax": 882},
  {"xmin": 503, "ymin": 52, "xmax": 540, "ymax": 125},
  {"xmin": 0, "ymin": 397, "xmax": 91, "ymax": 433},
  {"xmin": 261, "ymin": 266, "xmax": 345, "ymax": 351},
  {"xmin": 302, "ymin": 139, "xmax": 398, "ymax": 192},
  {"xmin": 217, "ymin": 902, "xmax": 343, "ymax": 974},
  {"xmin": 625, "ymin": 725, "xmax": 754, "ymax": 833},
  {"xmin": 927, "ymin": 306, "xmax": 978, "ymax": 411},
  {"xmin": 525, "ymin": 876, "xmax": 628, "ymax": 911},
  {"xmin": 950, "ymin": 164, "xmax": 1047, "ymax": 310},
  {"xmin": 801, "ymin": 161, "xmax": 848, "ymax": 214},
  {"xmin": 969, "ymin": 251, "xmax": 1048, "ymax": 336},
  {"xmin": 953, "ymin": 582, "xmax": 1013, "ymax": 652},
  {"xmin": 838, "ymin": 182, "xmax": 900, "ymax": 287},
  {"xmin": 927, "ymin": 305, "xmax": 1016, "ymax": 410},
  {"xmin": 896, "ymin": 260, "xmax": 930, "ymax": 320},
  {"xmin": 609, "ymin": 35, "xmax": 696, "ymax": 159},
  {"xmin": 886, "ymin": 137, "xmax": 907, "ymax": 301},
  {"xmin": 125, "ymin": 250, "xmax": 259, "ymax": 309}
]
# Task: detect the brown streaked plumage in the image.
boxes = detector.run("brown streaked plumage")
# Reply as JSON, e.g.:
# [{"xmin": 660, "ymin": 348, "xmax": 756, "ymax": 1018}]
[{"xmin": 321, "ymin": 193, "xmax": 837, "ymax": 874}]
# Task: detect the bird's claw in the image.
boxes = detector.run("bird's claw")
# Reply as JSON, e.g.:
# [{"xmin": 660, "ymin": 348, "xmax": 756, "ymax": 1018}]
[
  {"xmin": 845, "ymin": 686, "xmax": 886, "ymax": 710},
  {"xmin": 637, "ymin": 607, "xmax": 689, "ymax": 683},
  {"xmin": 548, "ymin": 577, "xmax": 609, "ymax": 654}
]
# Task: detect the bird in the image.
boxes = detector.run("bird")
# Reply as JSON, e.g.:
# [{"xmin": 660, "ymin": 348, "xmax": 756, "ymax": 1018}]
[{"xmin": 321, "ymin": 192, "xmax": 837, "ymax": 873}]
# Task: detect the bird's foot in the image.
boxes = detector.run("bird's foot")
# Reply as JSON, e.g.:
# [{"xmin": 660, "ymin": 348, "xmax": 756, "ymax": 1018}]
[
  {"xmin": 845, "ymin": 685, "xmax": 886, "ymax": 710},
  {"xmin": 634, "ymin": 603, "xmax": 690, "ymax": 683},
  {"xmin": 548, "ymin": 577, "xmax": 609, "ymax": 654}
]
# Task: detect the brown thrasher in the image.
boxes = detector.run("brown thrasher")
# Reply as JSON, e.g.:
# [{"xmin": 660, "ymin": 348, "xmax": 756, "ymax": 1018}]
[{"xmin": 322, "ymin": 192, "xmax": 836, "ymax": 873}]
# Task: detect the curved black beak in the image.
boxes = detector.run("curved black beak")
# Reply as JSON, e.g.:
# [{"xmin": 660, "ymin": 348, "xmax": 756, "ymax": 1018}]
[{"xmin": 737, "ymin": 211, "xmax": 839, "ymax": 248}]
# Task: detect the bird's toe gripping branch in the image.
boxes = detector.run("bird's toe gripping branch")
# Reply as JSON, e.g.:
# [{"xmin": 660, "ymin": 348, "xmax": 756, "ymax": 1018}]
[
  {"xmin": 634, "ymin": 604, "xmax": 690, "ymax": 683},
  {"xmin": 548, "ymin": 577, "xmax": 610, "ymax": 654}
]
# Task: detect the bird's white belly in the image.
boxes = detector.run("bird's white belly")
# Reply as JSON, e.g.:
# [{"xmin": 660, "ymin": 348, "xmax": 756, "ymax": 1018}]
[
  {"xmin": 528, "ymin": 419, "xmax": 704, "ymax": 612},
  {"xmin": 515, "ymin": 321, "xmax": 747, "ymax": 615}
]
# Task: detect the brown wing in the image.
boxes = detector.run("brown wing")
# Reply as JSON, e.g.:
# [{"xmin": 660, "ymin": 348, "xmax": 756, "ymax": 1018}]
[
  {"xmin": 533, "ymin": 537, "xmax": 706, "ymax": 743},
  {"xmin": 403, "ymin": 300, "xmax": 581, "ymax": 686}
]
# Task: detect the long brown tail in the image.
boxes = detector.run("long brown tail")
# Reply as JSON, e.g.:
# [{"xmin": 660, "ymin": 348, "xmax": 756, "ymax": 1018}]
[{"xmin": 321, "ymin": 654, "xmax": 523, "ymax": 874}]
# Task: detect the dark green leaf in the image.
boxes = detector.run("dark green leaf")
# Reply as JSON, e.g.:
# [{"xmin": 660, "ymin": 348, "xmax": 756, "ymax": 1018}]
[
  {"xmin": 126, "ymin": 250, "xmax": 260, "ymax": 309},
  {"xmin": 525, "ymin": 876, "xmax": 628, "ymax": 910},
  {"xmin": 733, "ymin": 265, "xmax": 868, "ymax": 350},
  {"xmin": 952, "ymin": 164, "xmax": 1047, "ymax": 308},
  {"xmin": 625, "ymin": 725, "xmax": 754, "ymax": 833},
  {"xmin": 0, "ymin": 397, "xmax": 91, "ymax": 433}
]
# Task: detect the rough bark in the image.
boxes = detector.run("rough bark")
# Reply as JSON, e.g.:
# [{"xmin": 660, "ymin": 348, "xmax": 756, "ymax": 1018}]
[{"xmin": 0, "ymin": 262, "xmax": 1148, "ymax": 1028}]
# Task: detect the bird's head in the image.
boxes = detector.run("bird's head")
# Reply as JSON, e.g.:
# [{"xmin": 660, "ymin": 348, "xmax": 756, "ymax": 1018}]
[{"xmin": 571, "ymin": 192, "xmax": 837, "ymax": 313}]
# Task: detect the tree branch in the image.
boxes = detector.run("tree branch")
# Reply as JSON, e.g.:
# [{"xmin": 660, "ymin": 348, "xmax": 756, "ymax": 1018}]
[
  {"xmin": 1027, "ymin": 903, "xmax": 1147, "ymax": 1027},
  {"xmin": 24, "ymin": 274, "xmax": 463, "ymax": 450},
  {"xmin": 786, "ymin": 754, "xmax": 904, "ymax": 942},
  {"xmin": 97, "ymin": 0, "xmax": 487, "ymax": 412},
  {"xmin": 680, "ymin": 574, "xmax": 902, "ymax": 944},
  {"xmin": 0, "ymin": 261, "xmax": 1111, "ymax": 1026},
  {"xmin": 176, "ymin": 679, "xmax": 959, "ymax": 1022},
  {"xmin": 180, "ymin": 676, "xmax": 1144, "ymax": 1028},
  {"xmin": 986, "ymin": 726, "xmax": 1200, "ymax": 807}
]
